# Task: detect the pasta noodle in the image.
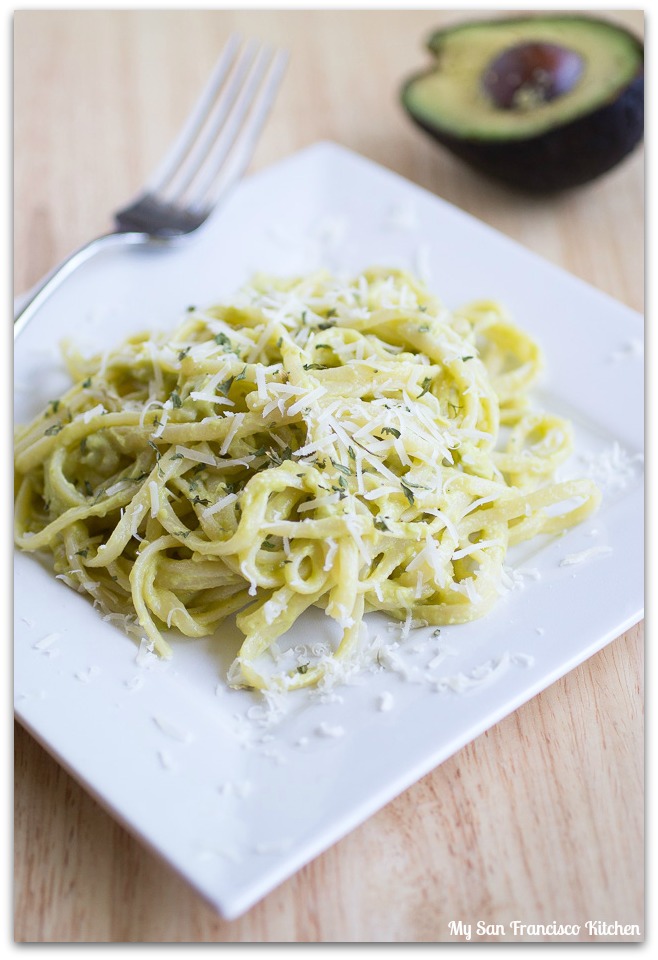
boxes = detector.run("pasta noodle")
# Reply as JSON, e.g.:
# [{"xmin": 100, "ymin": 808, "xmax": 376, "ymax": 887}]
[{"xmin": 14, "ymin": 267, "xmax": 600, "ymax": 690}]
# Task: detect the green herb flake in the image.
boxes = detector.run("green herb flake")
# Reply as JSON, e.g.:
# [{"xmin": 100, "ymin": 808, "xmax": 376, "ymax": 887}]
[
  {"xmin": 81, "ymin": 377, "xmax": 92, "ymax": 388},
  {"xmin": 317, "ymin": 321, "xmax": 336, "ymax": 331},
  {"xmin": 330, "ymin": 459, "xmax": 352, "ymax": 476},
  {"xmin": 303, "ymin": 363, "xmax": 328, "ymax": 371},
  {"xmin": 261, "ymin": 537, "xmax": 278, "ymax": 552},
  {"xmin": 49, "ymin": 399, "xmax": 60, "ymax": 414},
  {"xmin": 235, "ymin": 366, "xmax": 247, "ymax": 381},
  {"xmin": 461, "ymin": 355, "xmax": 474, "ymax": 362},
  {"xmin": 177, "ymin": 346, "xmax": 191, "ymax": 362},
  {"xmin": 148, "ymin": 440, "xmax": 161, "ymax": 460},
  {"xmin": 170, "ymin": 391, "xmax": 183, "ymax": 409},
  {"xmin": 418, "ymin": 377, "xmax": 433, "ymax": 398},
  {"xmin": 297, "ymin": 662, "xmax": 309, "ymax": 675},
  {"xmin": 75, "ymin": 548, "xmax": 89, "ymax": 558},
  {"xmin": 218, "ymin": 376, "xmax": 234, "ymax": 397},
  {"xmin": 381, "ymin": 427, "xmax": 401, "ymax": 439},
  {"xmin": 400, "ymin": 482, "xmax": 415, "ymax": 505},
  {"xmin": 214, "ymin": 332, "xmax": 231, "ymax": 347},
  {"xmin": 84, "ymin": 480, "xmax": 93, "ymax": 497},
  {"xmin": 374, "ymin": 518, "xmax": 390, "ymax": 532},
  {"xmin": 191, "ymin": 495, "xmax": 211, "ymax": 506},
  {"xmin": 44, "ymin": 423, "xmax": 63, "ymax": 436},
  {"xmin": 169, "ymin": 452, "xmax": 184, "ymax": 461}
]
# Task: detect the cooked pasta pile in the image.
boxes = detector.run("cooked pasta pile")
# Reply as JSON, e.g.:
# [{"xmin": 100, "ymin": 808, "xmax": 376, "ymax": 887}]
[{"xmin": 14, "ymin": 267, "xmax": 600, "ymax": 690}]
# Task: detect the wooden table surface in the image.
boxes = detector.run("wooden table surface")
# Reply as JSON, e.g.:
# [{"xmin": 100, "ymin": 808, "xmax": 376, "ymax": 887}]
[{"xmin": 13, "ymin": 8, "xmax": 644, "ymax": 944}]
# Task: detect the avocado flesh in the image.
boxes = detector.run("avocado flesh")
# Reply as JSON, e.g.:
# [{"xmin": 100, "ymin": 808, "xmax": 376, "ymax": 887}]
[
  {"xmin": 402, "ymin": 16, "xmax": 643, "ymax": 191},
  {"xmin": 406, "ymin": 17, "xmax": 641, "ymax": 140}
]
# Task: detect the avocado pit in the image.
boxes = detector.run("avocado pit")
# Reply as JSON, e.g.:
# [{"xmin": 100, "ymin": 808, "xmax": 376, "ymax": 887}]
[{"xmin": 482, "ymin": 42, "xmax": 584, "ymax": 110}]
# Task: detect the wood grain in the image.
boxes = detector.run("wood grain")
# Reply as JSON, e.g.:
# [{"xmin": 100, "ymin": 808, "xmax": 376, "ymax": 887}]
[{"xmin": 13, "ymin": 9, "xmax": 644, "ymax": 943}]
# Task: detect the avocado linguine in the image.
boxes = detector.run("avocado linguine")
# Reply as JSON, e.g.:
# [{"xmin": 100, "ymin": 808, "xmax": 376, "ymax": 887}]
[{"xmin": 14, "ymin": 267, "xmax": 600, "ymax": 691}]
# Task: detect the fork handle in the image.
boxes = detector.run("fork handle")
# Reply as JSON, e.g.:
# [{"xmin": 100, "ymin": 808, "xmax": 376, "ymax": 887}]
[{"xmin": 14, "ymin": 230, "xmax": 150, "ymax": 336}]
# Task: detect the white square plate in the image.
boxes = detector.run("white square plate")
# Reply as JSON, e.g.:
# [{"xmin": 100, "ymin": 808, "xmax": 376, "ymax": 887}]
[{"xmin": 14, "ymin": 142, "xmax": 644, "ymax": 919}]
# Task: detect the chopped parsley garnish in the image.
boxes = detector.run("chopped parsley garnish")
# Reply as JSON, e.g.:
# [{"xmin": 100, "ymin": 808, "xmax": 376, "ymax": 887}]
[
  {"xmin": 303, "ymin": 363, "xmax": 328, "ymax": 370},
  {"xmin": 214, "ymin": 332, "xmax": 231, "ymax": 347},
  {"xmin": 347, "ymin": 446, "xmax": 356, "ymax": 460},
  {"xmin": 261, "ymin": 537, "xmax": 278, "ymax": 551},
  {"xmin": 235, "ymin": 366, "xmax": 247, "ymax": 381},
  {"xmin": 84, "ymin": 480, "xmax": 93, "ymax": 497},
  {"xmin": 191, "ymin": 495, "xmax": 210, "ymax": 506},
  {"xmin": 330, "ymin": 459, "xmax": 352, "ymax": 476},
  {"xmin": 177, "ymin": 346, "xmax": 191, "ymax": 362},
  {"xmin": 82, "ymin": 377, "xmax": 92, "ymax": 388},
  {"xmin": 169, "ymin": 453, "xmax": 184, "ymax": 460},
  {"xmin": 400, "ymin": 482, "xmax": 415, "ymax": 505},
  {"xmin": 374, "ymin": 518, "xmax": 390, "ymax": 532},
  {"xmin": 461, "ymin": 355, "xmax": 474, "ymax": 362},
  {"xmin": 266, "ymin": 446, "xmax": 293, "ymax": 465},
  {"xmin": 317, "ymin": 321, "xmax": 336, "ymax": 331},
  {"xmin": 381, "ymin": 427, "xmax": 401, "ymax": 439},
  {"xmin": 170, "ymin": 391, "xmax": 182, "ymax": 408},
  {"xmin": 297, "ymin": 663, "xmax": 309, "ymax": 674},
  {"xmin": 418, "ymin": 377, "xmax": 433, "ymax": 398},
  {"xmin": 148, "ymin": 440, "xmax": 161, "ymax": 460},
  {"xmin": 49, "ymin": 399, "xmax": 60, "ymax": 414},
  {"xmin": 44, "ymin": 423, "xmax": 63, "ymax": 436},
  {"xmin": 75, "ymin": 548, "xmax": 88, "ymax": 558},
  {"xmin": 218, "ymin": 375, "xmax": 234, "ymax": 396}
]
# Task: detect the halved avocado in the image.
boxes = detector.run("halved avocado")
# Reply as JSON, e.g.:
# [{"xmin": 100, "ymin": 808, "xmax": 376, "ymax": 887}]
[{"xmin": 402, "ymin": 15, "xmax": 644, "ymax": 192}]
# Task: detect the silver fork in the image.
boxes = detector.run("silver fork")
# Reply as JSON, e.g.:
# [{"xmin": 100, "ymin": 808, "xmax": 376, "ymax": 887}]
[{"xmin": 14, "ymin": 36, "xmax": 287, "ymax": 334}]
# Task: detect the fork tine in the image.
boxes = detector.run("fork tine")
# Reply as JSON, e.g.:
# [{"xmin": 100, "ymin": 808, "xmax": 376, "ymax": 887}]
[
  {"xmin": 162, "ymin": 39, "xmax": 262, "ymax": 204},
  {"xmin": 145, "ymin": 33, "xmax": 242, "ymax": 195},
  {"xmin": 184, "ymin": 48, "xmax": 289, "ymax": 214}
]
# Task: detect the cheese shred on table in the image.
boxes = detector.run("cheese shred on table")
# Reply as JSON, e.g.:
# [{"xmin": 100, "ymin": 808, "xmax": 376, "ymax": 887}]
[{"xmin": 14, "ymin": 267, "xmax": 600, "ymax": 690}]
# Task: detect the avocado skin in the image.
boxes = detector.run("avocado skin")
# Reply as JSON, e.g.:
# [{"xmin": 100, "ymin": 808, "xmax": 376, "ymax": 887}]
[{"xmin": 402, "ymin": 18, "xmax": 644, "ymax": 193}]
